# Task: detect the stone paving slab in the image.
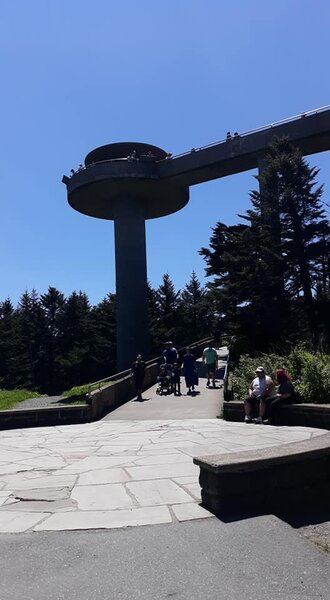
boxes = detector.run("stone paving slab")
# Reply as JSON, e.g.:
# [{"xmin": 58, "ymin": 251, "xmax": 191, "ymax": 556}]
[{"xmin": 0, "ymin": 418, "xmax": 327, "ymax": 532}]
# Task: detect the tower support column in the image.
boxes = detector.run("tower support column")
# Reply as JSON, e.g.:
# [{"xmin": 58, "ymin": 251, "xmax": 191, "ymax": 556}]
[{"xmin": 114, "ymin": 196, "xmax": 149, "ymax": 370}]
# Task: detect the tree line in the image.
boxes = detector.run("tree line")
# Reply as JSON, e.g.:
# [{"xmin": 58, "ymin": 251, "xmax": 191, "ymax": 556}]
[{"xmin": 0, "ymin": 273, "xmax": 214, "ymax": 395}]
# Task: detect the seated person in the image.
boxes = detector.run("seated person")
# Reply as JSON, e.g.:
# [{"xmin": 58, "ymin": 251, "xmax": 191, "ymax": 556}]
[
  {"xmin": 157, "ymin": 364, "xmax": 171, "ymax": 392},
  {"xmin": 261, "ymin": 368, "xmax": 295, "ymax": 424},
  {"xmin": 244, "ymin": 366, "xmax": 274, "ymax": 423}
]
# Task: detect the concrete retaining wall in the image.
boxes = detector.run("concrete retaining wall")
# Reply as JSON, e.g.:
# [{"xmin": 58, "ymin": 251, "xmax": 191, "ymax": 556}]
[
  {"xmin": 223, "ymin": 400, "xmax": 330, "ymax": 429},
  {"xmin": 91, "ymin": 362, "xmax": 159, "ymax": 419},
  {"xmin": 0, "ymin": 405, "xmax": 92, "ymax": 431}
]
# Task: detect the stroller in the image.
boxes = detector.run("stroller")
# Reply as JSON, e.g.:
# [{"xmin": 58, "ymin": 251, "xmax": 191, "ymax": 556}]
[{"xmin": 156, "ymin": 364, "xmax": 172, "ymax": 395}]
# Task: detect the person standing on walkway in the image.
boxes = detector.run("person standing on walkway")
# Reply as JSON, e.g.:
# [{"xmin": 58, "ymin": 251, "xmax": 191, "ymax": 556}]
[
  {"xmin": 163, "ymin": 341, "xmax": 178, "ymax": 367},
  {"xmin": 131, "ymin": 354, "xmax": 146, "ymax": 401},
  {"xmin": 182, "ymin": 347, "xmax": 196, "ymax": 395},
  {"xmin": 202, "ymin": 342, "xmax": 218, "ymax": 387},
  {"xmin": 171, "ymin": 363, "xmax": 181, "ymax": 396}
]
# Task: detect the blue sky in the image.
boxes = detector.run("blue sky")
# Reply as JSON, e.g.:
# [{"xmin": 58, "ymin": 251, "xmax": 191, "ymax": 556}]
[{"xmin": 1, "ymin": 0, "xmax": 329, "ymax": 306}]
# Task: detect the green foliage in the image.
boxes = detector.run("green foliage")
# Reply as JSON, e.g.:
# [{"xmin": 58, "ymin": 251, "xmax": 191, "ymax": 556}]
[
  {"xmin": 232, "ymin": 349, "xmax": 330, "ymax": 404},
  {"xmin": 62, "ymin": 384, "xmax": 89, "ymax": 403},
  {"xmin": 231, "ymin": 353, "xmax": 283, "ymax": 401},
  {"xmin": 200, "ymin": 138, "xmax": 330, "ymax": 351},
  {"xmin": 0, "ymin": 389, "xmax": 43, "ymax": 411},
  {"xmin": 289, "ymin": 350, "xmax": 330, "ymax": 404}
]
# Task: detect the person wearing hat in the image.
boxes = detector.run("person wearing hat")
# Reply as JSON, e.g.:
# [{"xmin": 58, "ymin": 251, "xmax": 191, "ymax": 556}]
[{"xmin": 244, "ymin": 366, "xmax": 274, "ymax": 423}]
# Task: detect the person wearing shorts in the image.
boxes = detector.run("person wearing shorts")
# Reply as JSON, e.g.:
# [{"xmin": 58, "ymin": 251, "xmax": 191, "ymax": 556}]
[
  {"xmin": 202, "ymin": 343, "xmax": 218, "ymax": 387},
  {"xmin": 244, "ymin": 366, "xmax": 274, "ymax": 423}
]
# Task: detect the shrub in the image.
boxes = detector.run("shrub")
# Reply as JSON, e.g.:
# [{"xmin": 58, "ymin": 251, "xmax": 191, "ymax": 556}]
[{"xmin": 231, "ymin": 349, "xmax": 330, "ymax": 404}]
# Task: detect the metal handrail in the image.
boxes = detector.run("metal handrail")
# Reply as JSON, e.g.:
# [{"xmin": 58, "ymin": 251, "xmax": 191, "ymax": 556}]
[
  {"xmin": 69, "ymin": 105, "xmax": 330, "ymax": 176},
  {"xmin": 165, "ymin": 104, "xmax": 330, "ymax": 160},
  {"xmin": 86, "ymin": 337, "xmax": 211, "ymax": 397}
]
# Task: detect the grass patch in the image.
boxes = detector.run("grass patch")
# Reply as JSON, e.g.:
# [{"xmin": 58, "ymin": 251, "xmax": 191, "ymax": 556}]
[
  {"xmin": 62, "ymin": 384, "xmax": 89, "ymax": 404},
  {"xmin": 0, "ymin": 389, "xmax": 43, "ymax": 411}
]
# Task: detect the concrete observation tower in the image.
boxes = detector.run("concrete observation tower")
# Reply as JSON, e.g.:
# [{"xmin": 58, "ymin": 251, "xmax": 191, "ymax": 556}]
[
  {"xmin": 62, "ymin": 143, "xmax": 189, "ymax": 370},
  {"xmin": 63, "ymin": 107, "xmax": 330, "ymax": 371}
]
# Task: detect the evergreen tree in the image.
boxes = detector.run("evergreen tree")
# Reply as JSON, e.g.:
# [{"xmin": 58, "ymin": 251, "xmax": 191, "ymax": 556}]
[
  {"xmin": 89, "ymin": 293, "xmax": 117, "ymax": 381},
  {"xmin": 15, "ymin": 290, "xmax": 45, "ymax": 390},
  {"xmin": 57, "ymin": 291, "xmax": 93, "ymax": 389},
  {"xmin": 40, "ymin": 287, "xmax": 65, "ymax": 394},
  {"xmin": 200, "ymin": 138, "xmax": 330, "ymax": 350},
  {"xmin": 200, "ymin": 223, "xmax": 256, "ymax": 340},
  {"xmin": 180, "ymin": 271, "xmax": 211, "ymax": 344},
  {"xmin": 147, "ymin": 281, "xmax": 161, "ymax": 355},
  {"xmin": 252, "ymin": 138, "xmax": 329, "ymax": 337},
  {"xmin": 155, "ymin": 273, "xmax": 182, "ymax": 346},
  {"xmin": 0, "ymin": 299, "xmax": 18, "ymax": 389}
]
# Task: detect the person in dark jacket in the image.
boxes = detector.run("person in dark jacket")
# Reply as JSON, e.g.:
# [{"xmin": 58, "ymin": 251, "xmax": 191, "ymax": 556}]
[
  {"xmin": 131, "ymin": 354, "xmax": 145, "ymax": 401},
  {"xmin": 182, "ymin": 347, "xmax": 196, "ymax": 395},
  {"xmin": 163, "ymin": 341, "xmax": 178, "ymax": 367},
  {"xmin": 261, "ymin": 368, "xmax": 295, "ymax": 424}
]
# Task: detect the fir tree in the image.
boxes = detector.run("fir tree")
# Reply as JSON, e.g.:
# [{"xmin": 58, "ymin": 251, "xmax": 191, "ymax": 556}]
[
  {"xmin": 180, "ymin": 271, "xmax": 211, "ymax": 343},
  {"xmin": 0, "ymin": 299, "xmax": 18, "ymax": 389},
  {"xmin": 40, "ymin": 287, "xmax": 65, "ymax": 394},
  {"xmin": 16, "ymin": 290, "xmax": 45, "ymax": 390},
  {"xmin": 155, "ymin": 273, "xmax": 182, "ymax": 345}
]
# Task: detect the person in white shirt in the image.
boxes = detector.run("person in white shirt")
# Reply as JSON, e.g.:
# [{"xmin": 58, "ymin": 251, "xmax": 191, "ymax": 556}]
[{"xmin": 244, "ymin": 366, "xmax": 274, "ymax": 423}]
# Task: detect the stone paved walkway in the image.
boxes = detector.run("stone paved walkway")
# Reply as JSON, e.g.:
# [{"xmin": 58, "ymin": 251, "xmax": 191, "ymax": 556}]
[{"xmin": 0, "ymin": 418, "xmax": 327, "ymax": 533}]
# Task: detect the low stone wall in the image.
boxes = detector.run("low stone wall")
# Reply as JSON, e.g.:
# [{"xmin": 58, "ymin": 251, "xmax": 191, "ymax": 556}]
[
  {"xmin": 223, "ymin": 400, "xmax": 330, "ymax": 429},
  {"xmin": 0, "ymin": 405, "xmax": 92, "ymax": 431},
  {"xmin": 193, "ymin": 433, "xmax": 330, "ymax": 516}
]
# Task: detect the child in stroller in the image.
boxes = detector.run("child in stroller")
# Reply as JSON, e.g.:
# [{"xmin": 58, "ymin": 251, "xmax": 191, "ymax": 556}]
[{"xmin": 156, "ymin": 364, "xmax": 172, "ymax": 395}]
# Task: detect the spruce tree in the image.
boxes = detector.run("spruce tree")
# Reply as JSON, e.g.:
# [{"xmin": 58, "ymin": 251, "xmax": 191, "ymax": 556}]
[
  {"xmin": 0, "ymin": 299, "xmax": 18, "ymax": 389},
  {"xmin": 253, "ymin": 138, "xmax": 329, "ymax": 338},
  {"xmin": 57, "ymin": 291, "xmax": 93, "ymax": 389},
  {"xmin": 89, "ymin": 293, "xmax": 117, "ymax": 381},
  {"xmin": 40, "ymin": 287, "xmax": 65, "ymax": 394},
  {"xmin": 16, "ymin": 290, "xmax": 45, "ymax": 390},
  {"xmin": 180, "ymin": 271, "xmax": 211, "ymax": 344},
  {"xmin": 155, "ymin": 273, "xmax": 182, "ymax": 346}
]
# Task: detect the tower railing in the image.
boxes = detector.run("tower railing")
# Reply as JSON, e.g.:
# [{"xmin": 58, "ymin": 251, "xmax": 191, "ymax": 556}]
[
  {"xmin": 68, "ymin": 105, "xmax": 330, "ymax": 176},
  {"xmin": 167, "ymin": 104, "xmax": 330, "ymax": 160}
]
